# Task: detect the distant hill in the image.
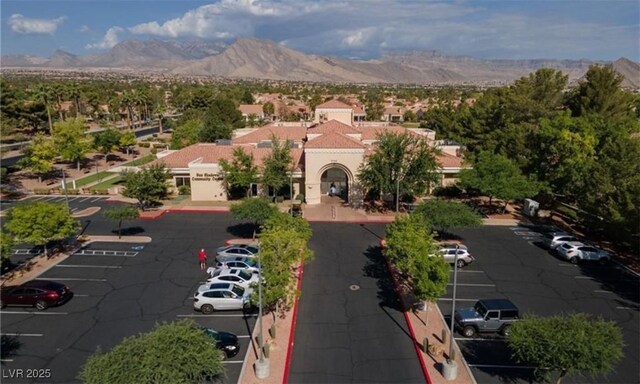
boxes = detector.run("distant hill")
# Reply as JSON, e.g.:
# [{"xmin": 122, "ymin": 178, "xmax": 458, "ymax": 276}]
[{"xmin": 1, "ymin": 37, "xmax": 638, "ymax": 88}]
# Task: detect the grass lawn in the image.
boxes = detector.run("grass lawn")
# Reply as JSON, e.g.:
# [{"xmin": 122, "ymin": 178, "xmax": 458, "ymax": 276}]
[
  {"xmin": 75, "ymin": 171, "xmax": 113, "ymax": 188},
  {"xmin": 122, "ymin": 154, "xmax": 155, "ymax": 167},
  {"xmin": 90, "ymin": 175, "xmax": 123, "ymax": 190}
]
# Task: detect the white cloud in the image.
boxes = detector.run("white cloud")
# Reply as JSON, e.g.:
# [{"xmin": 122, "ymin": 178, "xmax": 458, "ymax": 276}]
[
  {"xmin": 8, "ymin": 14, "xmax": 65, "ymax": 35},
  {"xmin": 341, "ymin": 28, "xmax": 376, "ymax": 48},
  {"xmin": 128, "ymin": 0, "xmax": 306, "ymax": 38},
  {"xmin": 79, "ymin": 25, "xmax": 91, "ymax": 33},
  {"xmin": 85, "ymin": 26, "xmax": 124, "ymax": 49}
]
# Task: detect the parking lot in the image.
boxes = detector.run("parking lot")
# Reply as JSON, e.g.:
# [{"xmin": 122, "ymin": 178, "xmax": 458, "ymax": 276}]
[
  {"xmin": 1, "ymin": 210, "xmax": 257, "ymax": 384},
  {"xmin": 438, "ymin": 225, "xmax": 639, "ymax": 384}
]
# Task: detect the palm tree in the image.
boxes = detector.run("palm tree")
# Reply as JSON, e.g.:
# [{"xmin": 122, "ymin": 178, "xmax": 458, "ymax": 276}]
[
  {"xmin": 32, "ymin": 84, "xmax": 53, "ymax": 133},
  {"xmin": 66, "ymin": 82, "xmax": 82, "ymax": 118},
  {"xmin": 50, "ymin": 83, "xmax": 66, "ymax": 121},
  {"xmin": 120, "ymin": 91, "xmax": 136, "ymax": 129},
  {"xmin": 152, "ymin": 103, "xmax": 166, "ymax": 134}
]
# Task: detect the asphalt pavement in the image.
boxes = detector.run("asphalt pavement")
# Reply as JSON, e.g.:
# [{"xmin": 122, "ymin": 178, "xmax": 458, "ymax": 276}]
[
  {"xmin": 1, "ymin": 205, "xmax": 256, "ymax": 384},
  {"xmin": 288, "ymin": 222, "xmax": 426, "ymax": 384},
  {"xmin": 438, "ymin": 225, "xmax": 639, "ymax": 384}
]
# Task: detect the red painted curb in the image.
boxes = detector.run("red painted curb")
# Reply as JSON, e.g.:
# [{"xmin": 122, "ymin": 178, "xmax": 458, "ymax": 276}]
[
  {"xmin": 282, "ymin": 261, "xmax": 304, "ymax": 384},
  {"xmin": 383, "ymin": 257, "xmax": 431, "ymax": 384},
  {"xmin": 305, "ymin": 219, "xmax": 395, "ymax": 224}
]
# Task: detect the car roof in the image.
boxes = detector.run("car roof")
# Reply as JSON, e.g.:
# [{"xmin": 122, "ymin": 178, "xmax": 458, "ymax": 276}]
[
  {"xmin": 478, "ymin": 299, "xmax": 518, "ymax": 311},
  {"xmin": 23, "ymin": 280, "xmax": 65, "ymax": 289},
  {"xmin": 564, "ymin": 241, "xmax": 586, "ymax": 247}
]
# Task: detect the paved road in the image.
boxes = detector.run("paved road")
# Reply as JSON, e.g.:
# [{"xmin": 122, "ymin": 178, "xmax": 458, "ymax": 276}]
[
  {"xmin": 1, "ymin": 208, "xmax": 256, "ymax": 384},
  {"xmin": 438, "ymin": 225, "xmax": 639, "ymax": 384},
  {"xmin": 288, "ymin": 222, "xmax": 425, "ymax": 384}
]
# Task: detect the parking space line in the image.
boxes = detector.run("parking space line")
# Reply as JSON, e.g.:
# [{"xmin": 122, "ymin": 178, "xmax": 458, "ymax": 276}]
[
  {"xmin": 575, "ymin": 276, "xmax": 591, "ymax": 279},
  {"xmin": 73, "ymin": 250, "xmax": 138, "ymax": 257},
  {"xmin": 35, "ymin": 277, "xmax": 107, "ymax": 282},
  {"xmin": 438, "ymin": 298, "xmax": 478, "ymax": 302},
  {"xmin": 78, "ymin": 197, "xmax": 93, "ymax": 202},
  {"xmin": 558, "ymin": 264, "xmax": 575, "ymax": 267},
  {"xmin": 616, "ymin": 306, "xmax": 638, "ymax": 310},
  {"xmin": 90, "ymin": 197, "xmax": 103, "ymax": 202},
  {"xmin": 68, "ymin": 197, "xmax": 82, "ymax": 202},
  {"xmin": 447, "ymin": 283, "xmax": 495, "ymax": 287},
  {"xmin": 222, "ymin": 361, "xmax": 244, "ymax": 364},
  {"xmin": 236, "ymin": 335, "xmax": 251, "ymax": 338},
  {"xmin": 449, "ymin": 270, "xmax": 484, "ymax": 273},
  {"xmin": 454, "ymin": 337, "xmax": 500, "ymax": 341},
  {"xmin": 0, "ymin": 311, "xmax": 68, "ymax": 315},
  {"xmin": 70, "ymin": 207, "xmax": 78, "ymax": 212},
  {"xmin": 1, "ymin": 333, "xmax": 43, "ymax": 337},
  {"xmin": 31, "ymin": 196, "xmax": 48, "ymax": 201},
  {"xmin": 55, "ymin": 264, "xmax": 122, "ymax": 269},
  {"xmin": 469, "ymin": 364, "xmax": 536, "ymax": 369},
  {"xmin": 0, "ymin": 359, "xmax": 14, "ymax": 362},
  {"xmin": 73, "ymin": 294, "xmax": 91, "ymax": 297},
  {"xmin": 176, "ymin": 314, "xmax": 258, "ymax": 318}
]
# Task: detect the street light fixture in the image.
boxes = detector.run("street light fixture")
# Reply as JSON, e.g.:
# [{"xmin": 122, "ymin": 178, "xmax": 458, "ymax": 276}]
[
  {"xmin": 443, "ymin": 244, "xmax": 460, "ymax": 380},
  {"xmin": 60, "ymin": 167, "xmax": 70, "ymax": 211},
  {"xmin": 254, "ymin": 242, "xmax": 270, "ymax": 378}
]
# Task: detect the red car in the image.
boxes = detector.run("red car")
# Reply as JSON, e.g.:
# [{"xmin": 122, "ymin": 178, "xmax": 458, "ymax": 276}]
[{"xmin": 1, "ymin": 280, "xmax": 73, "ymax": 310}]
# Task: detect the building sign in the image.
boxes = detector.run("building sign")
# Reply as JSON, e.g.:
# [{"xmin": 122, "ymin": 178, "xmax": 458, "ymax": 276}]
[{"xmin": 191, "ymin": 172, "xmax": 217, "ymax": 182}]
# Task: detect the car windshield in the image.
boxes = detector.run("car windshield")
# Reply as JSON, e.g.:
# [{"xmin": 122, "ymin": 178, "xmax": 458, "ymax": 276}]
[
  {"xmin": 232, "ymin": 285, "xmax": 245, "ymax": 297},
  {"xmin": 247, "ymin": 246, "xmax": 259, "ymax": 254},
  {"xmin": 245, "ymin": 259, "xmax": 258, "ymax": 267},
  {"xmin": 238, "ymin": 270, "xmax": 252, "ymax": 281},
  {"xmin": 474, "ymin": 302, "xmax": 488, "ymax": 316}
]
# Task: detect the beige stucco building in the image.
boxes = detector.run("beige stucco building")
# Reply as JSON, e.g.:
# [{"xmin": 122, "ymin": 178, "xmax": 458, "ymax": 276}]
[{"xmin": 155, "ymin": 99, "xmax": 468, "ymax": 204}]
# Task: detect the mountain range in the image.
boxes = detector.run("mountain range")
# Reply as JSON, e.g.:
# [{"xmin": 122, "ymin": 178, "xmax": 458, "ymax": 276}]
[{"xmin": 2, "ymin": 38, "xmax": 638, "ymax": 88}]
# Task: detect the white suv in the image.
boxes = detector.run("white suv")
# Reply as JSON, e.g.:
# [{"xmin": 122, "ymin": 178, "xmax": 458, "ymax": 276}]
[
  {"xmin": 433, "ymin": 243, "xmax": 474, "ymax": 268},
  {"xmin": 557, "ymin": 242, "xmax": 609, "ymax": 264},
  {"xmin": 193, "ymin": 283, "xmax": 252, "ymax": 313}
]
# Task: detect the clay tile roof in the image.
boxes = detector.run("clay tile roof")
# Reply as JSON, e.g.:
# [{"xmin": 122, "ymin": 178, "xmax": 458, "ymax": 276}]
[
  {"xmin": 316, "ymin": 99, "xmax": 353, "ymax": 109},
  {"xmin": 384, "ymin": 106, "xmax": 403, "ymax": 115},
  {"xmin": 233, "ymin": 125, "xmax": 307, "ymax": 144},
  {"xmin": 154, "ymin": 144, "xmax": 303, "ymax": 169},
  {"xmin": 305, "ymin": 131, "xmax": 365, "ymax": 149},
  {"xmin": 360, "ymin": 125, "xmax": 413, "ymax": 140},
  {"xmin": 238, "ymin": 104, "xmax": 263, "ymax": 115},
  {"xmin": 437, "ymin": 152, "xmax": 466, "ymax": 168},
  {"xmin": 308, "ymin": 119, "xmax": 361, "ymax": 134},
  {"xmin": 352, "ymin": 105, "xmax": 366, "ymax": 114}
]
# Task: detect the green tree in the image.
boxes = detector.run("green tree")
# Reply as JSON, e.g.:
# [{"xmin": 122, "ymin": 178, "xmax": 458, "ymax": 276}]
[
  {"xmin": 78, "ymin": 319, "xmax": 224, "ymax": 384},
  {"xmin": 199, "ymin": 114, "xmax": 233, "ymax": 142},
  {"xmin": 219, "ymin": 147, "xmax": 259, "ymax": 198},
  {"xmin": 240, "ymin": 89, "xmax": 254, "ymax": 104},
  {"xmin": 364, "ymin": 89, "xmax": 384, "ymax": 121},
  {"xmin": 209, "ymin": 97, "xmax": 245, "ymax": 128},
  {"xmin": 567, "ymin": 65, "xmax": 636, "ymax": 123},
  {"xmin": 119, "ymin": 129, "xmax": 137, "ymax": 156},
  {"xmin": 512, "ymin": 68, "xmax": 568, "ymax": 111},
  {"xmin": 508, "ymin": 313, "xmax": 624, "ymax": 384},
  {"xmin": 459, "ymin": 151, "xmax": 539, "ymax": 211},
  {"xmin": 261, "ymin": 137, "xmax": 293, "ymax": 196},
  {"xmin": 384, "ymin": 214, "xmax": 448, "ymax": 324},
  {"xmin": 121, "ymin": 164, "xmax": 170, "ymax": 209},
  {"xmin": 31, "ymin": 83, "xmax": 54, "ymax": 133},
  {"xmin": 258, "ymin": 212, "xmax": 313, "ymax": 315},
  {"xmin": 357, "ymin": 132, "xmax": 440, "ymax": 204},
  {"xmin": 4, "ymin": 202, "xmax": 79, "ymax": 255},
  {"xmin": 263, "ymin": 101, "xmax": 275, "ymax": 116},
  {"xmin": 308, "ymin": 94, "xmax": 323, "ymax": 112},
  {"xmin": 170, "ymin": 119, "xmax": 202, "ymax": 149},
  {"xmin": 403, "ymin": 109, "xmax": 416, "ymax": 122},
  {"xmin": 18, "ymin": 133, "xmax": 56, "ymax": 183},
  {"xmin": 1, "ymin": 231, "xmax": 14, "ymax": 262},
  {"xmin": 230, "ymin": 198, "xmax": 278, "ymax": 237},
  {"xmin": 52, "ymin": 118, "xmax": 91, "ymax": 171},
  {"xmin": 104, "ymin": 205, "xmax": 140, "ymax": 238},
  {"xmin": 93, "ymin": 128, "xmax": 122, "ymax": 162},
  {"xmin": 414, "ymin": 199, "xmax": 482, "ymax": 237}
]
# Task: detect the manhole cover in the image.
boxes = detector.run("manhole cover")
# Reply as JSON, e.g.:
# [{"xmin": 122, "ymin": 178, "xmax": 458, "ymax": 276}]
[{"xmin": 349, "ymin": 285, "xmax": 360, "ymax": 291}]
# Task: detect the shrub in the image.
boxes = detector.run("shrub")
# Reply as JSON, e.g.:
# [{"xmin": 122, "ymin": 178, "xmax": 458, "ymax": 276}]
[
  {"xmin": 67, "ymin": 189, "xmax": 80, "ymax": 195},
  {"xmin": 433, "ymin": 185, "xmax": 463, "ymax": 198},
  {"xmin": 294, "ymin": 194, "xmax": 305, "ymax": 202},
  {"xmin": 91, "ymin": 189, "xmax": 109, "ymax": 195},
  {"xmin": 33, "ymin": 188, "xmax": 51, "ymax": 195},
  {"xmin": 138, "ymin": 142, "xmax": 151, "ymax": 148},
  {"xmin": 150, "ymin": 147, "xmax": 158, "ymax": 155},
  {"xmin": 178, "ymin": 185, "xmax": 191, "ymax": 195}
]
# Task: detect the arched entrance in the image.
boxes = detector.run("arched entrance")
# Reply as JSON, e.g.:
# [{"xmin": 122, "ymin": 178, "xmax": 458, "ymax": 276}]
[{"xmin": 320, "ymin": 167, "xmax": 349, "ymax": 202}]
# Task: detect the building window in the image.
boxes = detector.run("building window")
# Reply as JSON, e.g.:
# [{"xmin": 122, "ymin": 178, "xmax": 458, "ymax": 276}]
[{"xmin": 175, "ymin": 177, "xmax": 191, "ymax": 187}]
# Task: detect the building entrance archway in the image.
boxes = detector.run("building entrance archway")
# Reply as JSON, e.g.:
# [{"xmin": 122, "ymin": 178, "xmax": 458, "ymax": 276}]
[{"xmin": 320, "ymin": 167, "xmax": 349, "ymax": 201}]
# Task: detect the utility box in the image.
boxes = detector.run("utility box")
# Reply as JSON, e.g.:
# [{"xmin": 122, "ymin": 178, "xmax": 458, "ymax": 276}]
[{"xmin": 523, "ymin": 199, "xmax": 539, "ymax": 217}]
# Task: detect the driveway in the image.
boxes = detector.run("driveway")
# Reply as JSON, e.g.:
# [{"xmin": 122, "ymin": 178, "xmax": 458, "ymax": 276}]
[{"xmin": 288, "ymin": 222, "xmax": 425, "ymax": 383}]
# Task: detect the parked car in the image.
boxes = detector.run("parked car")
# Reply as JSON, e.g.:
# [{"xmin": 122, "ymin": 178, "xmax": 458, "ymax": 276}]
[
  {"xmin": 207, "ymin": 268, "xmax": 260, "ymax": 289},
  {"xmin": 454, "ymin": 299, "xmax": 520, "ymax": 337},
  {"xmin": 541, "ymin": 232, "xmax": 580, "ymax": 250},
  {"xmin": 215, "ymin": 244, "xmax": 259, "ymax": 260},
  {"xmin": 1, "ymin": 280, "xmax": 73, "ymax": 310},
  {"xmin": 216, "ymin": 258, "xmax": 261, "ymax": 274},
  {"xmin": 202, "ymin": 327, "xmax": 240, "ymax": 358},
  {"xmin": 556, "ymin": 242, "xmax": 609, "ymax": 264},
  {"xmin": 432, "ymin": 244, "xmax": 474, "ymax": 268},
  {"xmin": 193, "ymin": 283, "xmax": 252, "ymax": 313}
]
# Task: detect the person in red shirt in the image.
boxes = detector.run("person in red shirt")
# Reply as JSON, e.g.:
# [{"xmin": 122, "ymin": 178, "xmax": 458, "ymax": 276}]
[{"xmin": 198, "ymin": 248, "xmax": 207, "ymax": 271}]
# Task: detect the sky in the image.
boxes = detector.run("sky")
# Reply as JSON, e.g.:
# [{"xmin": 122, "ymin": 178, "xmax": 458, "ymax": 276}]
[{"xmin": 1, "ymin": 0, "xmax": 638, "ymax": 61}]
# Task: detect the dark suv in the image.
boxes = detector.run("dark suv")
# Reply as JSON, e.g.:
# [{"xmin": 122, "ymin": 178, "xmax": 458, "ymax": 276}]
[{"xmin": 454, "ymin": 299, "xmax": 519, "ymax": 337}]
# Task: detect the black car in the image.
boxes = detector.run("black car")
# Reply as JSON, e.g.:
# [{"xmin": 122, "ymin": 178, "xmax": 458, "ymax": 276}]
[
  {"xmin": 203, "ymin": 328, "xmax": 240, "ymax": 358},
  {"xmin": 1, "ymin": 280, "xmax": 73, "ymax": 310}
]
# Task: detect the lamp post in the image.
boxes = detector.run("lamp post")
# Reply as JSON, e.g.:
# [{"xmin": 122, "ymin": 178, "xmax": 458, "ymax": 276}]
[
  {"xmin": 60, "ymin": 168, "xmax": 70, "ymax": 211},
  {"xmin": 443, "ymin": 245, "xmax": 460, "ymax": 380},
  {"xmin": 254, "ymin": 244, "xmax": 270, "ymax": 378},
  {"xmin": 290, "ymin": 171, "xmax": 294, "ymax": 217}
]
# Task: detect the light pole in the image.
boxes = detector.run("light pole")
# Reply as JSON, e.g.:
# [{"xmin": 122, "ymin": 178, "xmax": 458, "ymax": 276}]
[
  {"xmin": 60, "ymin": 168, "xmax": 70, "ymax": 211},
  {"xmin": 290, "ymin": 171, "xmax": 294, "ymax": 217},
  {"xmin": 254, "ymin": 244, "xmax": 270, "ymax": 378},
  {"xmin": 443, "ymin": 244, "xmax": 460, "ymax": 380}
]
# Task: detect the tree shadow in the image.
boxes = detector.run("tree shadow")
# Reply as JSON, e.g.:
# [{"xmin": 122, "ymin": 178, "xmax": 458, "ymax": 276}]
[
  {"xmin": 112, "ymin": 226, "xmax": 145, "ymax": 236},
  {"xmin": 362, "ymin": 246, "xmax": 404, "ymax": 312},
  {"xmin": 455, "ymin": 339, "xmax": 536, "ymax": 383},
  {"xmin": 226, "ymin": 223, "xmax": 256, "ymax": 239},
  {"xmin": 1, "ymin": 335, "xmax": 22, "ymax": 365},
  {"xmin": 576, "ymin": 261, "xmax": 639, "ymax": 306}
]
